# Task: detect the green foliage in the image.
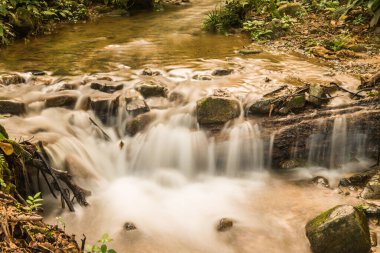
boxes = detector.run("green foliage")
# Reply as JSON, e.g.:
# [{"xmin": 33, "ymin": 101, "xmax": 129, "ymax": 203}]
[
  {"xmin": 24, "ymin": 192, "xmax": 43, "ymax": 212},
  {"xmin": 86, "ymin": 233, "xmax": 117, "ymax": 253},
  {"xmin": 243, "ymin": 15, "xmax": 295, "ymax": 40},
  {"xmin": 324, "ymin": 34, "xmax": 350, "ymax": 51}
]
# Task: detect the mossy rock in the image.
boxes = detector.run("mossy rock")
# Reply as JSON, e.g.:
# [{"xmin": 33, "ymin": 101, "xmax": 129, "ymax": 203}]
[
  {"xmin": 307, "ymin": 85, "xmax": 326, "ymax": 106},
  {"xmin": 305, "ymin": 205, "xmax": 371, "ymax": 253},
  {"xmin": 277, "ymin": 3, "xmax": 305, "ymax": 17},
  {"xmin": 137, "ymin": 83, "xmax": 168, "ymax": 98},
  {"xmin": 196, "ymin": 96, "xmax": 241, "ymax": 126},
  {"xmin": 248, "ymin": 99, "xmax": 278, "ymax": 116}
]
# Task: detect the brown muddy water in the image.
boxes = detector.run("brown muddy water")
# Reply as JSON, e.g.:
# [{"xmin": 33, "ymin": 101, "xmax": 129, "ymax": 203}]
[{"xmin": 0, "ymin": 0, "xmax": 376, "ymax": 252}]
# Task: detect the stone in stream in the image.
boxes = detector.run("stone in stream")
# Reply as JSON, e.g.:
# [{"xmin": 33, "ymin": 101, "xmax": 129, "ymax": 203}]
[
  {"xmin": 279, "ymin": 94, "xmax": 306, "ymax": 114},
  {"xmin": 141, "ymin": 68, "xmax": 161, "ymax": 76},
  {"xmin": 359, "ymin": 71, "xmax": 380, "ymax": 89},
  {"xmin": 196, "ymin": 96, "xmax": 241, "ymax": 126},
  {"xmin": 339, "ymin": 169, "xmax": 376, "ymax": 187},
  {"xmin": 312, "ymin": 176, "xmax": 330, "ymax": 188},
  {"xmin": 305, "ymin": 205, "xmax": 371, "ymax": 253},
  {"xmin": 137, "ymin": 83, "xmax": 168, "ymax": 98},
  {"xmin": 126, "ymin": 98, "xmax": 150, "ymax": 117},
  {"xmin": 125, "ymin": 113, "xmax": 155, "ymax": 136},
  {"xmin": 45, "ymin": 94, "xmax": 79, "ymax": 109},
  {"xmin": 90, "ymin": 82, "xmax": 124, "ymax": 93},
  {"xmin": 216, "ymin": 218, "xmax": 234, "ymax": 232},
  {"xmin": 89, "ymin": 95, "xmax": 120, "ymax": 123},
  {"xmin": 360, "ymin": 171, "xmax": 380, "ymax": 199},
  {"xmin": 0, "ymin": 100, "xmax": 26, "ymax": 115},
  {"xmin": 124, "ymin": 222, "xmax": 137, "ymax": 231},
  {"xmin": 279, "ymin": 159, "xmax": 305, "ymax": 170},
  {"xmin": 0, "ymin": 74, "xmax": 25, "ymax": 85},
  {"xmin": 247, "ymin": 99, "xmax": 278, "ymax": 116},
  {"xmin": 307, "ymin": 85, "xmax": 327, "ymax": 106},
  {"xmin": 211, "ymin": 69, "xmax": 233, "ymax": 76}
]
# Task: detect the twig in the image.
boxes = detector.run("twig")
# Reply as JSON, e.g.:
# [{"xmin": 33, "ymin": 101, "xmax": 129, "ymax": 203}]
[
  {"xmin": 89, "ymin": 117, "xmax": 111, "ymax": 141},
  {"xmin": 81, "ymin": 234, "xmax": 87, "ymax": 252},
  {"xmin": 331, "ymin": 82, "xmax": 365, "ymax": 99}
]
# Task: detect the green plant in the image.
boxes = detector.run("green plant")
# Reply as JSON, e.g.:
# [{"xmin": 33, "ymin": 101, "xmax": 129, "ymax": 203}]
[
  {"xmin": 86, "ymin": 233, "xmax": 117, "ymax": 253},
  {"xmin": 324, "ymin": 34, "xmax": 350, "ymax": 51},
  {"xmin": 24, "ymin": 192, "xmax": 43, "ymax": 212}
]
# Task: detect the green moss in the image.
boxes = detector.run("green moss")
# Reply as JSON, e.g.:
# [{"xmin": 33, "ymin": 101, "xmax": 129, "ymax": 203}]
[
  {"xmin": 307, "ymin": 206, "xmax": 335, "ymax": 231},
  {"xmin": 197, "ymin": 96, "xmax": 241, "ymax": 125}
]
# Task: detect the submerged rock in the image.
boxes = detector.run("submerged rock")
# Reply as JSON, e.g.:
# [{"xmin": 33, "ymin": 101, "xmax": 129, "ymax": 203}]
[
  {"xmin": 0, "ymin": 74, "xmax": 25, "ymax": 85},
  {"xmin": 196, "ymin": 96, "xmax": 241, "ymax": 126},
  {"xmin": 137, "ymin": 83, "xmax": 168, "ymax": 98},
  {"xmin": 90, "ymin": 82, "xmax": 124, "ymax": 93},
  {"xmin": 89, "ymin": 95, "xmax": 119, "ymax": 123},
  {"xmin": 216, "ymin": 218, "xmax": 234, "ymax": 232},
  {"xmin": 126, "ymin": 98, "xmax": 150, "ymax": 117},
  {"xmin": 0, "ymin": 100, "xmax": 26, "ymax": 115},
  {"xmin": 305, "ymin": 205, "xmax": 370, "ymax": 253},
  {"xmin": 45, "ymin": 94, "xmax": 78, "ymax": 109},
  {"xmin": 125, "ymin": 113, "xmax": 155, "ymax": 136},
  {"xmin": 212, "ymin": 69, "xmax": 233, "ymax": 76}
]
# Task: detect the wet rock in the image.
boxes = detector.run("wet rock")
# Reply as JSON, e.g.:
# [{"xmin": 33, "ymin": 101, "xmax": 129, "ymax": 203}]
[
  {"xmin": 45, "ymin": 94, "xmax": 78, "ymax": 109},
  {"xmin": 123, "ymin": 222, "xmax": 137, "ymax": 231},
  {"xmin": 0, "ymin": 74, "xmax": 25, "ymax": 85},
  {"xmin": 126, "ymin": 98, "xmax": 150, "ymax": 117},
  {"xmin": 312, "ymin": 176, "xmax": 330, "ymax": 188},
  {"xmin": 90, "ymin": 82, "xmax": 124, "ymax": 93},
  {"xmin": 216, "ymin": 218, "xmax": 234, "ymax": 232},
  {"xmin": 168, "ymin": 91, "xmax": 186, "ymax": 103},
  {"xmin": 125, "ymin": 113, "xmax": 155, "ymax": 136},
  {"xmin": 279, "ymin": 159, "xmax": 305, "ymax": 170},
  {"xmin": 277, "ymin": 3, "xmax": 305, "ymax": 17},
  {"xmin": 59, "ymin": 83, "xmax": 79, "ymax": 91},
  {"xmin": 211, "ymin": 69, "xmax": 233, "ymax": 76},
  {"xmin": 359, "ymin": 71, "xmax": 380, "ymax": 89},
  {"xmin": 137, "ymin": 83, "xmax": 168, "ymax": 98},
  {"xmin": 28, "ymin": 70, "xmax": 46, "ymax": 76},
  {"xmin": 307, "ymin": 85, "xmax": 326, "ymax": 106},
  {"xmin": 238, "ymin": 48, "xmax": 263, "ymax": 55},
  {"xmin": 361, "ymin": 172, "xmax": 380, "ymax": 199},
  {"xmin": 248, "ymin": 99, "xmax": 277, "ymax": 116},
  {"xmin": 196, "ymin": 96, "xmax": 241, "ymax": 126},
  {"xmin": 357, "ymin": 204, "xmax": 380, "ymax": 218},
  {"xmin": 141, "ymin": 68, "xmax": 161, "ymax": 76},
  {"xmin": 339, "ymin": 170, "xmax": 376, "ymax": 187},
  {"xmin": 305, "ymin": 205, "xmax": 371, "ymax": 253},
  {"xmin": 90, "ymin": 95, "xmax": 119, "ymax": 123},
  {"xmin": 192, "ymin": 74, "xmax": 212, "ymax": 81},
  {"xmin": 281, "ymin": 94, "xmax": 306, "ymax": 113},
  {"xmin": 310, "ymin": 46, "xmax": 337, "ymax": 60},
  {"xmin": 124, "ymin": 90, "xmax": 140, "ymax": 104},
  {"xmin": 0, "ymin": 100, "xmax": 26, "ymax": 115}
]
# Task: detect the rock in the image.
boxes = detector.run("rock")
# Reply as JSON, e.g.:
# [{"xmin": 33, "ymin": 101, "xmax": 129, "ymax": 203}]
[
  {"xmin": 248, "ymin": 99, "xmax": 277, "ymax": 116},
  {"xmin": 238, "ymin": 48, "xmax": 263, "ymax": 55},
  {"xmin": 277, "ymin": 3, "xmax": 305, "ymax": 17},
  {"xmin": 211, "ymin": 69, "xmax": 233, "ymax": 76},
  {"xmin": 168, "ymin": 91, "xmax": 186, "ymax": 103},
  {"xmin": 361, "ymin": 172, "xmax": 380, "ymax": 199},
  {"xmin": 90, "ymin": 95, "xmax": 119, "ymax": 123},
  {"xmin": 336, "ymin": 50, "xmax": 359, "ymax": 58},
  {"xmin": 339, "ymin": 170, "xmax": 376, "ymax": 187},
  {"xmin": 357, "ymin": 204, "xmax": 380, "ymax": 218},
  {"xmin": 359, "ymin": 71, "xmax": 380, "ymax": 89},
  {"xmin": 0, "ymin": 100, "xmax": 26, "ymax": 115},
  {"xmin": 125, "ymin": 113, "xmax": 155, "ymax": 136},
  {"xmin": 123, "ymin": 222, "xmax": 137, "ymax": 231},
  {"xmin": 307, "ymin": 85, "xmax": 326, "ymax": 106},
  {"xmin": 0, "ymin": 74, "xmax": 25, "ymax": 85},
  {"xmin": 279, "ymin": 159, "xmax": 305, "ymax": 170},
  {"xmin": 196, "ymin": 96, "xmax": 241, "ymax": 126},
  {"xmin": 28, "ymin": 70, "xmax": 46, "ymax": 76},
  {"xmin": 312, "ymin": 176, "xmax": 330, "ymax": 188},
  {"xmin": 305, "ymin": 205, "xmax": 371, "ymax": 253},
  {"xmin": 347, "ymin": 44, "xmax": 368, "ymax": 52},
  {"xmin": 216, "ymin": 218, "xmax": 234, "ymax": 232},
  {"xmin": 137, "ymin": 83, "xmax": 168, "ymax": 98},
  {"xmin": 284, "ymin": 94, "xmax": 306, "ymax": 112},
  {"xmin": 371, "ymin": 232, "xmax": 377, "ymax": 247},
  {"xmin": 141, "ymin": 68, "xmax": 161, "ymax": 76},
  {"xmin": 126, "ymin": 98, "xmax": 150, "ymax": 117},
  {"xmin": 311, "ymin": 46, "xmax": 337, "ymax": 60},
  {"xmin": 192, "ymin": 74, "xmax": 212, "ymax": 81},
  {"xmin": 90, "ymin": 82, "xmax": 124, "ymax": 93},
  {"xmin": 45, "ymin": 94, "xmax": 78, "ymax": 109}
]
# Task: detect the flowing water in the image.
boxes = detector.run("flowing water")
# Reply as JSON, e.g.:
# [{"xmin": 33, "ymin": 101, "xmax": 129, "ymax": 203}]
[{"xmin": 0, "ymin": 0, "xmax": 376, "ymax": 252}]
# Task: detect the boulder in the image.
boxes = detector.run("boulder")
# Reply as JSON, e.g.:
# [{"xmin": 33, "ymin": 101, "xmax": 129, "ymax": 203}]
[
  {"xmin": 137, "ymin": 83, "xmax": 168, "ymax": 98},
  {"xmin": 125, "ymin": 113, "xmax": 155, "ymax": 136},
  {"xmin": 196, "ymin": 96, "xmax": 241, "ymax": 126},
  {"xmin": 0, "ymin": 74, "xmax": 25, "ymax": 85},
  {"xmin": 126, "ymin": 99, "xmax": 150, "ymax": 117},
  {"xmin": 360, "ymin": 172, "xmax": 380, "ymax": 199},
  {"xmin": 211, "ymin": 69, "xmax": 233, "ymax": 76},
  {"xmin": 279, "ymin": 94, "xmax": 306, "ymax": 114},
  {"xmin": 90, "ymin": 95, "xmax": 119, "ymax": 123},
  {"xmin": 45, "ymin": 94, "xmax": 78, "ymax": 109},
  {"xmin": 248, "ymin": 99, "xmax": 277, "ymax": 116},
  {"xmin": 0, "ymin": 100, "xmax": 26, "ymax": 115},
  {"xmin": 312, "ymin": 176, "xmax": 330, "ymax": 188},
  {"xmin": 90, "ymin": 82, "xmax": 124, "ymax": 93},
  {"xmin": 305, "ymin": 205, "xmax": 371, "ymax": 253},
  {"xmin": 279, "ymin": 159, "xmax": 305, "ymax": 170},
  {"xmin": 307, "ymin": 85, "xmax": 327, "ymax": 106},
  {"xmin": 277, "ymin": 3, "xmax": 305, "ymax": 17}
]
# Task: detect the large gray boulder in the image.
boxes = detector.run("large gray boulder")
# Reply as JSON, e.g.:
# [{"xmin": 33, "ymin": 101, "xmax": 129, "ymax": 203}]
[
  {"xmin": 196, "ymin": 96, "xmax": 241, "ymax": 126},
  {"xmin": 305, "ymin": 205, "xmax": 371, "ymax": 253}
]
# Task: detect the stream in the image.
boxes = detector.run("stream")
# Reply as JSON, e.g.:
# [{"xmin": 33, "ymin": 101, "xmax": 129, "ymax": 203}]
[{"xmin": 0, "ymin": 0, "xmax": 376, "ymax": 252}]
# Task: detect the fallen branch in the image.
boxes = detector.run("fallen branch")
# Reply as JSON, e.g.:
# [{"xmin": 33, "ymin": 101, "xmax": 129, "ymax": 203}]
[{"xmin": 331, "ymin": 82, "xmax": 365, "ymax": 99}]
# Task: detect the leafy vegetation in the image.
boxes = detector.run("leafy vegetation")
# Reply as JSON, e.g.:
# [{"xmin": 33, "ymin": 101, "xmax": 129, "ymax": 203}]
[
  {"xmin": 86, "ymin": 233, "xmax": 117, "ymax": 253},
  {"xmin": 204, "ymin": 0, "xmax": 380, "ymax": 42},
  {"xmin": 24, "ymin": 191, "xmax": 43, "ymax": 212}
]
